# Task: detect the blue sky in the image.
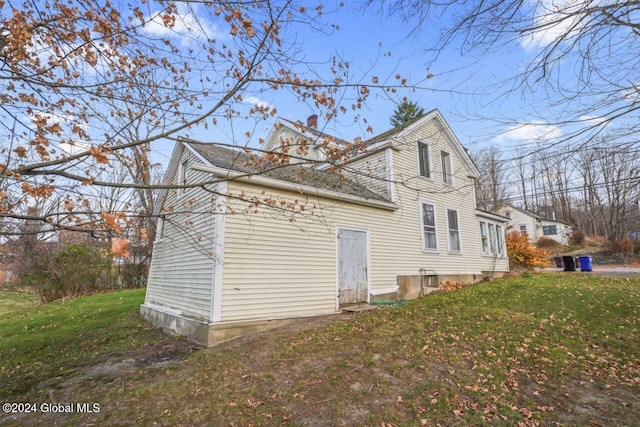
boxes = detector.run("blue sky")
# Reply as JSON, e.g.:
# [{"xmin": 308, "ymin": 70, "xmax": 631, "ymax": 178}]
[{"xmin": 141, "ymin": 1, "xmax": 617, "ymax": 165}]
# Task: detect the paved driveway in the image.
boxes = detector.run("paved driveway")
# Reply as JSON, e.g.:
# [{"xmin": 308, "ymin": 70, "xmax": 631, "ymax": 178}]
[{"xmin": 543, "ymin": 267, "xmax": 640, "ymax": 276}]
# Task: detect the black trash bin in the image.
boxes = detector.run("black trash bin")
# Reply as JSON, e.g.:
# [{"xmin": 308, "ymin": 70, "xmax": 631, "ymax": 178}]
[{"xmin": 562, "ymin": 256, "xmax": 575, "ymax": 272}]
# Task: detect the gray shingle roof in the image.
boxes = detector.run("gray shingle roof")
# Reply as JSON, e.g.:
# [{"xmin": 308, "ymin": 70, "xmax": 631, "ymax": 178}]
[{"xmin": 185, "ymin": 141, "xmax": 390, "ymax": 202}]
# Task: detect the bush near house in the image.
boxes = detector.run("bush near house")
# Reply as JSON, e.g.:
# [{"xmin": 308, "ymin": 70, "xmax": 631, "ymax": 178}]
[
  {"xmin": 19, "ymin": 243, "xmax": 115, "ymax": 303},
  {"xmin": 506, "ymin": 230, "xmax": 550, "ymax": 270},
  {"xmin": 569, "ymin": 229, "xmax": 585, "ymax": 246},
  {"xmin": 536, "ymin": 236, "xmax": 563, "ymax": 252}
]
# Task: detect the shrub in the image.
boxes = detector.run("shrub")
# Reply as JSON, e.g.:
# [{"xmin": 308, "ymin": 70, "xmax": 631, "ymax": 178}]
[
  {"xmin": 506, "ymin": 231, "xmax": 550, "ymax": 271},
  {"xmin": 569, "ymin": 229, "xmax": 585, "ymax": 246},
  {"xmin": 20, "ymin": 243, "xmax": 115, "ymax": 303},
  {"xmin": 536, "ymin": 236, "xmax": 563, "ymax": 252}
]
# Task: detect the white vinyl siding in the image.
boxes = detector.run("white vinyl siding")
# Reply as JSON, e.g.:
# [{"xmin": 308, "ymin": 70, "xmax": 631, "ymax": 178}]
[
  {"xmin": 341, "ymin": 150, "xmax": 390, "ymax": 199},
  {"xmin": 446, "ymin": 208, "xmax": 461, "ymax": 253},
  {"xmin": 145, "ymin": 149, "xmax": 216, "ymax": 320},
  {"xmin": 219, "ymin": 117, "xmax": 509, "ymax": 323},
  {"xmin": 146, "ymin": 113, "xmax": 510, "ymax": 326}
]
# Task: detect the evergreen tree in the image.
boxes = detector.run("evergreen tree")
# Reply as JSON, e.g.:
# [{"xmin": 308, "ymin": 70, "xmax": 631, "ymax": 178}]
[{"xmin": 390, "ymin": 101, "xmax": 425, "ymax": 127}]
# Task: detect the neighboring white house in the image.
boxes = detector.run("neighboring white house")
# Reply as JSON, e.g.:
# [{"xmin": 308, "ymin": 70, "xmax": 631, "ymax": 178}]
[
  {"xmin": 496, "ymin": 204, "xmax": 573, "ymax": 245},
  {"xmin": 142, "ymin": 110, "xmax": 510, "ymax": 346}
]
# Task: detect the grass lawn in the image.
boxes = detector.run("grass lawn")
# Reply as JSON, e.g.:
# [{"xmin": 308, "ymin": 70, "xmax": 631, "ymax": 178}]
[
  {"xmin": 0, "ymin": 290, "xmax": 40, "ymax": 316},
  {"xmin": 0, "ymin": 289, "xmax": 166, "ymax": 400},
  {"xmin": 1, "ymin": 274, "xmax": 639, "ymax": 426}
]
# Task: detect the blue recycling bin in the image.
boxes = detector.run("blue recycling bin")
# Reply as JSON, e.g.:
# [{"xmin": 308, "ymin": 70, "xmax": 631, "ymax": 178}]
[{"xmin": 579, "ymin": 255, "xmax": 593, "ymax": 272}]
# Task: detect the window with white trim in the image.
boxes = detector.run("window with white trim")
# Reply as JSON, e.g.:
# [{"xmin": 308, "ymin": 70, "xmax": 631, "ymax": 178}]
[
  {"xmin": 155, "ymin": 215, "xmax": 165, "ymax": 243},
  {"xmin": 420, "ymin": 202, "xmax": 438, "ymax": 251},
  {"xmin": 480, "ymin": 219, "xmax": 506, "ymax": 256},
  {"xmin": 446, "ymin": 208, "xmax": 461, "ymax": 253},
  {"xmin": 495, "ymin": 225, "xmax": 504, "ymax": 255},
  {"xmin": 488, "ymin": 223, "xmax": 496, "ymax": 254},
  {"xmin": 418, "ymin": 142, "xmax": 431, "ymax": 178},
  {"xmin": 480, "ymin": 222, "xmax": 489, "ymax": 253},
  {"xmin": 441, "ymin": 150, "xmax": 453, "ymax": 185},
  {"xmin": 178, "ymin": 158, "xmax": 188, "ymax": 197}
]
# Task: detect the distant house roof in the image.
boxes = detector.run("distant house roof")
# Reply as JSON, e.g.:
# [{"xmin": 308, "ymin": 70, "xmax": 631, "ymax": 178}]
[
  {"xmin": 502, "ymin": 204, "xmax": 572, "ymax": 226},
  {"xmin": 184, "ymin": 140, "xmax": 390, "ymax": 203}
]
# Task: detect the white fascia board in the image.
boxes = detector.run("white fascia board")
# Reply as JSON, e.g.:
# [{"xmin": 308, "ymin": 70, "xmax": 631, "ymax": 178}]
[
  {"xmin": 475, "ymin": 210, "xmax": 509, "ymax": 223},
  {"xmin": 191, "ymin": 163, "xmax": 399, "ymax": 211}
]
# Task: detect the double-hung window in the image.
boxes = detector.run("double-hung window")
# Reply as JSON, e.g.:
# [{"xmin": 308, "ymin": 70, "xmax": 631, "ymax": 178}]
[
  {"xmin": 421, "ymin": 202, "xmax": 437, "ymax": 251},
  {"xmin": 495, "ymin": 225, "xmax": 504, "ymax": 255},
  {"xmin": 155, "ymin": 215, "xmax": 166, "ymax": 243},
  {"xmin": 480, "ymin": 220, "xmax": 505, "ymax": 256},
  {"xmin": 446, "ymin": 208, "xmax": 461, "ymax": 253},
  {"xmin": 488, "ymin": 223, "xmax": 496, "ymax": 254},
  {"xmin": 479, "ymin": 222, "xmax": 489, "ymax": 253},
  {"xmin": 441, "ymin": 150, "xmax": 453, "ymax": 185},
  {"xmin": 418, "ymin": 142, "xmax": 431, "ymax": 178},
  {"xmin": 178, "ymin": 158, "xmax": 188, "ymax": 198}
]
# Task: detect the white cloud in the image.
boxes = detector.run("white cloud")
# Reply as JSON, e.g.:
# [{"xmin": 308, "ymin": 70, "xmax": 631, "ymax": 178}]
[
  {"xmin": 28, "ymin": 111, "xmax": 90, "ymax": 154},
  {"xmin": 620, "ymin": 85, "xmax": 640, "ymax": 102},
  {"xmin": 579, "ymin": 115, "xmax": 609, "ymax": 127},
  {"xmin": 494, "ymin": 121, "xmax": 563, "ymax": 143},
  {"xmin": 520, "ymin": 0, "xmax": 594, "ymax": 51},
  {"xmin": 244, "ymin": 96, "xmax": 273, "ymax": 110},
  {"xmin": 142, "ymin": 4, "xmax": 221, "ymax": 43}
]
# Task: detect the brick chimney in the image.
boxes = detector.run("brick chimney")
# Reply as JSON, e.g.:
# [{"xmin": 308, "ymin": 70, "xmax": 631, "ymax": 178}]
[{"xmin": 307, "ymin": 114, "xmax": 318, "ymax": 129}]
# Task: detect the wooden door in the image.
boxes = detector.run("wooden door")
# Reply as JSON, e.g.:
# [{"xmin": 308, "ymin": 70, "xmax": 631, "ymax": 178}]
[{"xmin": 337, "ymin": 228, "xmax": 368, "ymax": 304}]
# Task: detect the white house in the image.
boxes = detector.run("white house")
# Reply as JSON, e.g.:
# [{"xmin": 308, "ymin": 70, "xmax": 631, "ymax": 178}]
[
  {"xmin": 496, "ymin": 204, "xmax": 573, "ymax": 245},
  {"xmin": 142, "ymin": 110, "xmax": 510, "ymax": 346}
]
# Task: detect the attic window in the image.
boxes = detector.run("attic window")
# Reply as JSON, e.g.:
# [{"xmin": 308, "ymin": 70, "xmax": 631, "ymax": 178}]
[
  {"xmin": 178, "ymin": 158, "xmax": 188, "ymax": 197},
  {"xmin": 441, "ymin": 150, "xmax": 453, "ymax": 185},
  {"xmin": 418, "ymin": 142, "xmax": 431, "ymax": 178},
  {"xmin": 505, "ymin": 210, "xmax": 511, "ymax": 219},
  {"xmin": 155, "ymin": 216, "xmax": 165, "ymax": 243}
]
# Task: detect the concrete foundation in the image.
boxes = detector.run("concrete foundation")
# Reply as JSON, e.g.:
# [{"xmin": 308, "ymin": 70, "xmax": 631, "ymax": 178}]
[
  {"xmin": 141, "ymin": 304, "xmax": 335, "ymax": 347},
  {"xmin": 141, "ymin": 304, "xmax": 210, "ymax": 346},
  {"xmin": 141, "ymin": 271, "xmax": 508, "ymax": 347},
  {"xmin": 397, "ymin": 272, "xmax": 506, "ymax": 300}
]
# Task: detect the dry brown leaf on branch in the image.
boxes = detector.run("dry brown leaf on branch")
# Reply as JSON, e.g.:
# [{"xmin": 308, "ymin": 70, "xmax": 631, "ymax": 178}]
[
  {"xmin": 111, "ymin": 237, "xmax": 131, "ymax": 258},
  {"xmin": 14, "ymin": 146, "xmax": 27, "ymax": 158},
  {"xmin": 90, "ymin": 145, "xmax": 111, "ymax": 164},
  {"xmin": 102, "ymin": 211, "xmax": 124, "ymax": 234}
]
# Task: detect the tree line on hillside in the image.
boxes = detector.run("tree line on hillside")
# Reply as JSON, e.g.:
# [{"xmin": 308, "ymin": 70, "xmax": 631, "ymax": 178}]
[{"xmin": 473, "ymin": 142, "xmax": 640, "ymax": 243}]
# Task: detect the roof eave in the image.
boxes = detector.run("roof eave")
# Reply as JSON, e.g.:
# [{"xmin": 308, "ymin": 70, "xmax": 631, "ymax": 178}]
[{"xmin": 191, "ymin": 163, "xmax": 399, "ymax": 211}]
